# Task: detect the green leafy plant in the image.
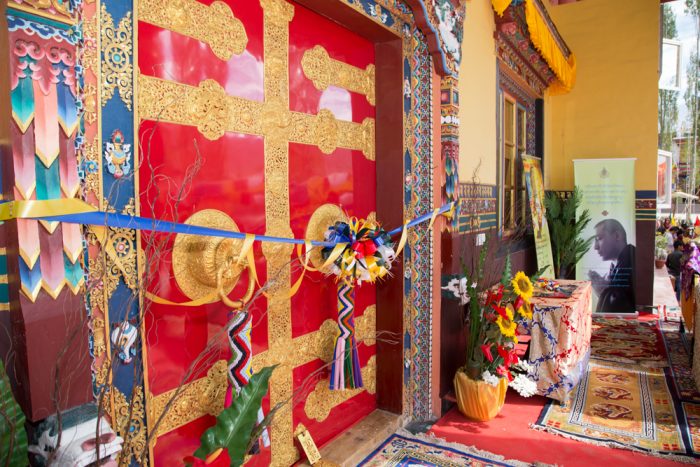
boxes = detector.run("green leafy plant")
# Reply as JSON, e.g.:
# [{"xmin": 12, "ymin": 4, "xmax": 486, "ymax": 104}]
[
  {"xmin": 544, "ymin": 187, "xmax": 594, "ymax": 279},
  {"xmin": 655, "ymin": 234, "xmax": 669, "ymax": 260},
  {"xmin": 188, "ymin": 365, "xmax": 276, "ymax": 467},
  {"xmin": 0, "ymin": 360, "xmax": 27, "ymax": 467}
]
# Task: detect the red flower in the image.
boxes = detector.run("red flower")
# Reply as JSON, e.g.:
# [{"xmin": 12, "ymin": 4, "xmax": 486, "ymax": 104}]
[
  {"xmin": 184, "ymin": 457, "xmax": 207, "ymax": 466},
  {"xmin": 485, "ymin": 285, "xmax": 504, "ymax": 307},
  {"xmin": 497, "ymin": 345, "xmax": 517, "ymax": 367},
  {"xmin": 484, "ymin": 312, "xmax": 497, "ymax": 322},
  {"xmin": 514, "ymin": 295, "xmax": 524, "ymax": 312},
  {"xmin": 481, "ymin": 344, "xmax": 494, "ymax": 362},
  {"xmin": 493, "ymin": 305, "xmax": 508, "ymax": 320},
  {"xmin": 496, "ymin": 365, "xmax": 513, "ymax": 382}
]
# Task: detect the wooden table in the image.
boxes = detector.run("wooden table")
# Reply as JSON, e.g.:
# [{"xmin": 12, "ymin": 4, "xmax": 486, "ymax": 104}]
[{"xmin": 521, "ymin": 280, "xmax": 593, "ymax": 402}]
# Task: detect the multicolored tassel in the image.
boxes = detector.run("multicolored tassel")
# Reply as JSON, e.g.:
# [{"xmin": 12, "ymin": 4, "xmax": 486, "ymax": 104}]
[
  {"xmin": 330, "ymin": 283, "xmax": 363, "ymax": 390},
  {"xmin": 226, "ymin": 311, "xmax": 270, "ymax": 448}
]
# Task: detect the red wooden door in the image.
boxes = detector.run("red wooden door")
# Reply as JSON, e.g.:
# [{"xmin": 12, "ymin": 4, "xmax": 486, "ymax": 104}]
[{"xmin": 137, "ymin": 0, "xmax": 377, "ymax": 464}]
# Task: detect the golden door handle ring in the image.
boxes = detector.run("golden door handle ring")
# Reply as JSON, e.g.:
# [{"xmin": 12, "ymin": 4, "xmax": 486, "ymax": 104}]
[
  {"xmin": 173, "ymin": 210, "xmax": 255, "ymax": 307},
  {"xmin": 216, "ymin": 257, "xmax": 255, "ymax": 309}
]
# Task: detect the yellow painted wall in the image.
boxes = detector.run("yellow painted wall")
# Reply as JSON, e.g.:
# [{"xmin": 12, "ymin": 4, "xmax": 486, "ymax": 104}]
[
  {"xmin": 458, "ymin": 0, "xmax": 497, "ymax": 185},
  {"xmin": 543, "ymin": 0, "xmax": 659, "ymax": 191}
]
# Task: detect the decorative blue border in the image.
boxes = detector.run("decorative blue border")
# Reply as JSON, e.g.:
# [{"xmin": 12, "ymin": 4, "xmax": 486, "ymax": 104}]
[{"xmin": 358, "ymin": 434, "xmax": 516, "ymax": 466}]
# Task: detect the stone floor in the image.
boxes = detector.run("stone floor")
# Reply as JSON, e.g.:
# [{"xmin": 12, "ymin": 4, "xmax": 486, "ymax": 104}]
[{"xmin": 654, "ymin": 264, "xmax": 680, "ymax": 309}]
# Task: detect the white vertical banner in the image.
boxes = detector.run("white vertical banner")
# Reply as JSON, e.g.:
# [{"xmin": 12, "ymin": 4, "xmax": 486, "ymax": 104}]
[{"xmin": 574, "ymin": 159, "xmax": 636, "ymax": 313}]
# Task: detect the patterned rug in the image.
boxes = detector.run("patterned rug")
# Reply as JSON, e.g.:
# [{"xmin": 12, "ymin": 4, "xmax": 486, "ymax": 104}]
[
  {"xmin": 660, "ymin": 325, "xmax": 700, "ymax": 456},
  {"xmin": 359, "ymin": 430, "xmax": 537, "ymax": 466},
  {"xmin": 682, "ymin": 402, "xmax": 700, "ymax": 455},
  {"xmin": 533, "ymin": 359, "xmax": 689, "ymax": 459},
  {"xmin": 591, "ymin": 318, "xmax": 667, "ymax": 368},
  {"xmin": 661, "ymin": 327, "xmax": 700, "ymax": 403}
]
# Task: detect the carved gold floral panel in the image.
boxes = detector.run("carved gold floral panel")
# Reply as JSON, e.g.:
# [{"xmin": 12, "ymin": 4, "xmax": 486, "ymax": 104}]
[
  {"xmin": 302, "ymin": 45, "xmax": 376, "ymax": 105},
  {"xmin": 139, "ymin": 0, "xmax": 248, "ymax": 61}
]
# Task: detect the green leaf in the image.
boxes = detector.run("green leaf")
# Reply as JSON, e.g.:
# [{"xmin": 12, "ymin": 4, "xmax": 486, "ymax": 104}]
[
  {"xmin": 531, "ymin": 266, "xmax": 549, "ymax": 281},
  {"xmin": 193, "ymin": 365, "xmax": 276, "ymax": 467},
  {"xmin": 0, "ymin": 360, "xmax": 27, "ymax": 467},
  {"xmin": 500, "ymin": 253, "xmax": 512, "ymax": 286},
  {"xmin": 544, "ymin": 187, "xmax": 596, "ymax": 279}
]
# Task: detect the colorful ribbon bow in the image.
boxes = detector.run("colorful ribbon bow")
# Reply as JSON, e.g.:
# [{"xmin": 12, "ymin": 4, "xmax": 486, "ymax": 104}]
[{"xmin": 321, "ymin": 217, "xmax": 396, "ymax": 390}]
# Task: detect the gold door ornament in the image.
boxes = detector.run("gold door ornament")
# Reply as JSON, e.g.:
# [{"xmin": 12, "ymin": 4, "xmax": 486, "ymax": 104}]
[
  {"xmin": 139, "ymin": 0, "xmax": 248, "ymax": 62},
  {"xmin": 172, "ymin": 209, "xmax": 254, "ymax": 307}
]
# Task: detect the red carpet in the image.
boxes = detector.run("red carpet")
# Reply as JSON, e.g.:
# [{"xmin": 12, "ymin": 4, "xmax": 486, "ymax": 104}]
[{"xmin": 430, "ymin": 392, "xmax": 688, "ymax": 466}]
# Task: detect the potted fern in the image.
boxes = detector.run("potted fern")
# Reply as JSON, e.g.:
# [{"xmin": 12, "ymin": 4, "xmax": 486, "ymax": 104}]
[{"xmin": 544, "ymin": 187, "xmax": 594, "ymax": 279}]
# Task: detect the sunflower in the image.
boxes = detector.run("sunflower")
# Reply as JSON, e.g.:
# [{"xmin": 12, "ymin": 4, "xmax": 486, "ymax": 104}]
[
  {"xmin": 512, "ymin": 271, "xmax": 534, "ymax": 301},
  {"xmin": 496, "ymin": 306, "xmax": 517, "ymax": 338},
  {"xmin": 516, "ymin": 300, "xmax": 533, "ymax": 320}
]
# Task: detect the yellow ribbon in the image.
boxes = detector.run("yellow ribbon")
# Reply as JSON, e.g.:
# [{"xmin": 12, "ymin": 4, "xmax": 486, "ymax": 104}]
[
  {"xmin": 428, "ymin": 207, "xmax": 441, "ymax": 230},
  {"xmin": 0, "ymin": 198, "xmax": 96, "ymax": 221},
  {"xmin": 289, "ymin": 241, "xmax": 313, "ymax": 297},
  {"xmin": 394, "ymin": 222, "xmax": 409, "ymax": 258},
  {"xmin": 446, "ymin": 202, "xmax": 456, "ymax": 220},
  {"xmin": 145, "ymin": 291, "xmax": 219, "ymax": 307}
]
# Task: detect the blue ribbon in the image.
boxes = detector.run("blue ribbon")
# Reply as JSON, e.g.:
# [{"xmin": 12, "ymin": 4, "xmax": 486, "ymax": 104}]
[{"xmin": 24, "ymin": 202, "xmax": 454, "ymax": 248}]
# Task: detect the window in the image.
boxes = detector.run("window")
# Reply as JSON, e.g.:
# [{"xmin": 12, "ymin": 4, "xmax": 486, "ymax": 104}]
[{"xmin": 500, "ymin": 94, "xmax": 528, "ymax": 231}]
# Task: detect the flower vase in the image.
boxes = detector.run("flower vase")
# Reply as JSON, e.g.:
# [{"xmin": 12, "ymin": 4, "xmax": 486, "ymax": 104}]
[{"xmin": 454, "ymin": 370, "xmax": 508, "ymax": 421}]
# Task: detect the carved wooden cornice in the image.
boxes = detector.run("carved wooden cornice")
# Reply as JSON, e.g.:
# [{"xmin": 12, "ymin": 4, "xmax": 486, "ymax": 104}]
[
  {"xmin": 494, "ymin": 3, "xmax": 554, "ymax": 96},
  {"xmin": 405, "ymin": 0, "xmax": 465, "ymax": 77},
  {"xmin": 494, "ymin": 0, "xmax": 573, "ymax": 96}
]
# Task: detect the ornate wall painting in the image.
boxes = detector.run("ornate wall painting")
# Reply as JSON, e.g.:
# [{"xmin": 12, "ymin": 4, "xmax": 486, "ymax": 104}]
[
  {"xmin": 77, "ymin": 0, "xmax": 148, "ymax": 464},
  {"xmin": 404, "ymin": 0, "xmax": 465, "ymax": 231}
]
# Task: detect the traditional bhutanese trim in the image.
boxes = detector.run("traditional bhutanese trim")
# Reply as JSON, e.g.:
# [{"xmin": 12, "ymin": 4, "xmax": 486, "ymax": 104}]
[
  {"xmin": 0, "ymin": 251, "xmax": 9, "ymax": 309},
  {"xmin": 524, "ymin": 0, "xmax": 576, "ymax": 94},
  {"xmin": 635, "ymin": 191, "xmax": 657, "ymax": 221},
  {"xmin": 409, "ymin": 26, "xmax": 434, "ymax": 419},
  {"xmin": 636, "ymin": 190, "xmax": 657, "ymax": 199},
  {"xmin": 6, "ymin": 11, "xmax": 78, "ymax": 42},
  {"xmin": 636, "ymin": 213, "xmax": 657, "ymax": 221},
  {"xmin": 98, "ymin": 1, "xmax": 147, "ymax": 464},
  {"xmin": 457, "ymin": 184, "xmax": 498, "ymax": 233}
]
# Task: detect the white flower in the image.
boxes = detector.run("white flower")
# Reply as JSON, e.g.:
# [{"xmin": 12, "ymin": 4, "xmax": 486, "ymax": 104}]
[
  {"xmin": 512, "ymin": 357, "xmax": 534, "ymax": 375},
  {"xmin": 509, "ymin": 374, "xmax": 538, "ymax": 397},
  {"xmin": 482, "ymin": 370, "xmax": 500, "ymax": 387}
]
